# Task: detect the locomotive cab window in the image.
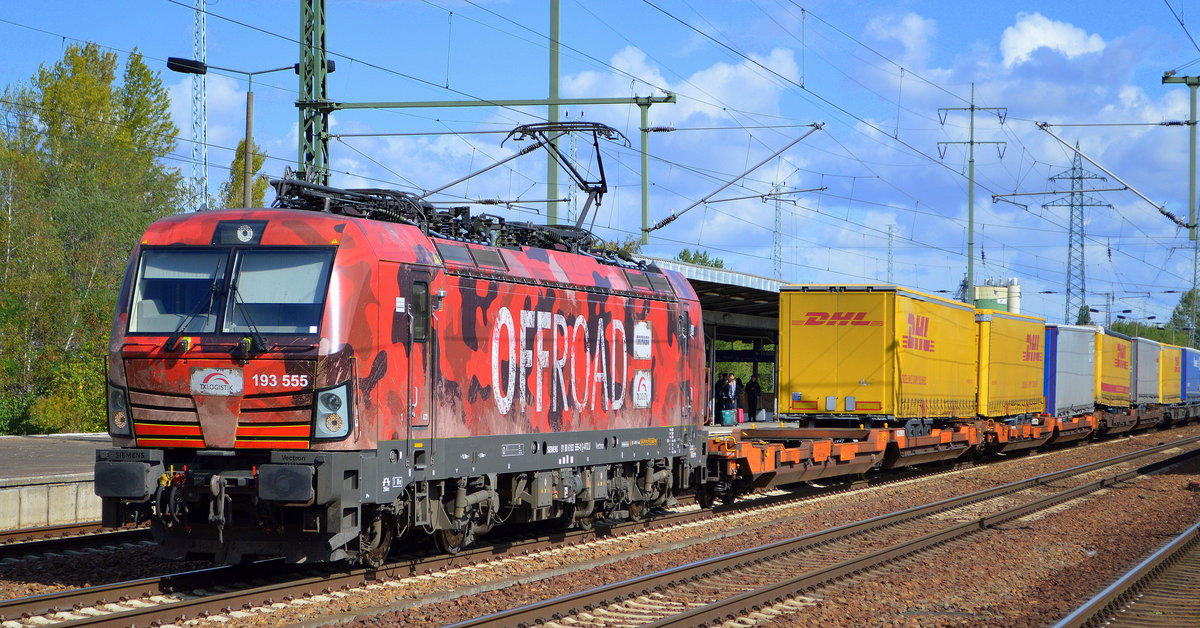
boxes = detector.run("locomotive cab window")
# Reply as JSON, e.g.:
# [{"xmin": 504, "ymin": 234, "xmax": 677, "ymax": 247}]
[
  {"xmin": 128, "ymin": 246, "xmax": 334, "ymax": 336},
  {"xmin": 129, "ymin": 249, "xmax": 228, "ymax": 333},
  {"xmin": 223, "ymin": 249, "xmax": 334, "ymax": 334},
  {"xmin": 411, "ymin": 282, "xmax": 429, "ymax": 342}
]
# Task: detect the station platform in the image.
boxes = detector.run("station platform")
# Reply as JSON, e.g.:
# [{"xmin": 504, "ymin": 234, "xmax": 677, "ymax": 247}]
[{"xmin": 0, "ymin": 433, "xmax": 109, "ymax": 532}]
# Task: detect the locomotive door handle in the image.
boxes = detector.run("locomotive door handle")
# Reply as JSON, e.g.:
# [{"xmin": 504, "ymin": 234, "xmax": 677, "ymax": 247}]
[{"xmin": 410, "ymin": 386, "xmax": 419, "ymax": 419}]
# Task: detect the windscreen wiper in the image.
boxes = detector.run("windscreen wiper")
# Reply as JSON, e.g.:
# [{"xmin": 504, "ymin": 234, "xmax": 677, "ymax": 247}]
[
  {"xmin": 230, "ymin": 286, "xmax": 269, "ymax": 356},
  {"xmin": 165, "ymin": 280, "xmax": 221, "ymax": 352}
]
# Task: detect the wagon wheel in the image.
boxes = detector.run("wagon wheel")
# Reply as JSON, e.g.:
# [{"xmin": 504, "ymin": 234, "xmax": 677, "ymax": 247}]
[
  {"xmin": 696, "ymin": 483, "xmax": 716, "ymax": 509},
  {"xmin": 433, "ymin": 526, "xmax": 468, "ymax": 555},
  {"xmin": 357, "ymin": 510, "xmax": 395, "ymax": 568},
  {"xmin": 627, "ymin": 502, "xmax": 645, "ymax": 522}
]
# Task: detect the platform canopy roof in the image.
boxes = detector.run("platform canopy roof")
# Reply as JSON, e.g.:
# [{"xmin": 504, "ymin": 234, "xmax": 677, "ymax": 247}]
[{"xmin": 640, "ymin": 256, "xmax": 782, "ymax": 335}]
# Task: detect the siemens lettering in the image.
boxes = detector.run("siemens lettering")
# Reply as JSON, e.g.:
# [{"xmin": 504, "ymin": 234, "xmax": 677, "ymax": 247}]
[{"xmin": 491, "ymin": 306, "xmax": 630, "ymax": 415}]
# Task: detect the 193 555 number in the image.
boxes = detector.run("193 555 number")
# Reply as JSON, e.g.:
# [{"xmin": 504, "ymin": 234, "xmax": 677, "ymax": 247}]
[{"xmin": 252, "ymin": 373, "xmax": 310, "ymax": 388}]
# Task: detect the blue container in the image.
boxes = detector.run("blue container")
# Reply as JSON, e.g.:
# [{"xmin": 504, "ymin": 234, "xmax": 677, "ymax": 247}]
[{"xmin": 1183, "ymin": 347, "xmax": 1200, "ymax": 403}]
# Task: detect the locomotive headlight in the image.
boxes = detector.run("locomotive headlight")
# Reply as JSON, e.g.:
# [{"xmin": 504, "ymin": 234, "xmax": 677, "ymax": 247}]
[
  {"xmin": 319, "ymin": 392, "xmax": 342, "ymax": 412},
  {"xmin": 107, "ymin": 384, "xmax": 132, "ymax": 437},
  {"xmin": 313, "ymin": 383, "xmax": 351, "ymax": 440}
]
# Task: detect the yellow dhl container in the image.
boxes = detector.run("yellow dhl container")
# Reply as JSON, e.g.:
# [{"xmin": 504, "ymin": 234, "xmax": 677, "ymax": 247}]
[
  {"xmin": 976, "ymin": 309, "xmax": 1046, "ymax": 417},
  {"xmin": 1096, "ymin": 330, "xmax": 1131, "ymax": 407},
  {"xmin": 1161, "ymin": 344, "xmax": 1183, "ymax": 404},
  {"xmin": 778, "ymin": 285, "xmax": 977, "ymax": 419}
]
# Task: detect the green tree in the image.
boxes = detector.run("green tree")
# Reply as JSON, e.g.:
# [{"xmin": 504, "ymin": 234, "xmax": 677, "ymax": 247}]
[
  {"xmin": 0, "ymin": 44, "xmax": 181, "ymax": 433},
  {"xmin": 1110, "ymin": 320, "xmax": 1175, "ymax": 345},
  {"xmin": 1166, "ymin": 289, "xmax": 1200, "ymax": 348},
  {"xmin": 675, "ymin": 248, "xmax": 724, "ymax": 268},
  {"xmin": 217, "ymin": 138, "xmax": 269, "ymax": 208},
  {"xmin": 1074, "ymin": 304, "xmax": 1093, "ymax": 325}
]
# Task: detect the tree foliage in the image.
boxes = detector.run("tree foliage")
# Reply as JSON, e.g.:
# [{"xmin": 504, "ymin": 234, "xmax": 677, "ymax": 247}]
[
  {"xmin": 675, "ymin": 248, "xmax": 725, "ymax": 268},
  {"xmin": 1166, "ymin": 288, "xmax": 1200, "ymax": 348},
  {"xmin": 0, "ymin": 44, "xmax": 182, "ymax": 433},
  {"xmin": 1074, "ymin": 304, "xmax": 1093, "ymax": 325},
  {"xmin": 217, "ymin": 138, "xmax": 270, "ymax": 208}
]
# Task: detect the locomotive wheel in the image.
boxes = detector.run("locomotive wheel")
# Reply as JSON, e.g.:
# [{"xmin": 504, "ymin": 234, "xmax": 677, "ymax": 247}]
[
  {"xmin": 434, "ymin": 527, "xmax": 468, "ymax": 555},
  {"xmin": 627, "ymin": 502, "xmax": 645, "ymax": 521},
  {"xmin": 718, "ymin": 486, "xmax": 737, "ymax": 506},
  {"xmin": 357, "ymin": 511, "xmax": 395, "ymax": 568},
  {"xmin": 696, "ymin": 484, "xmax": 716, "ymax": 509}
]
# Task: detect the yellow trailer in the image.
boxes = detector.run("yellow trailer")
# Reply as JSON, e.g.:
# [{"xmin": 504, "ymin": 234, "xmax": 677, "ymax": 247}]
[
  {"xmin": 1096, "ymin": 330, "xmax": 1131, "ymax": 408},
  {"xmin": 1161, "ymin": 344, "xmax": 1183, "ymax": 404},
  {"xmin": 778, "ymin": 285, "xmax": 977, "ymax": 420},
  {"xmin": 976, "ymin": 309, "xmax": 1046, "ymax": 417}
]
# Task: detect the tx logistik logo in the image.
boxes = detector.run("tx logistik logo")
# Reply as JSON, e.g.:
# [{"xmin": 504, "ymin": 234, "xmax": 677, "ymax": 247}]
[
  {"xmin": 796, "ymin": 311, "xmax": 883, "ymax": 326},
  {"xmin": 1114, "ymin": 344, "xmax": 1130, "ymax": 369},
  {"xmin": 902, "ymin": 313, "xmax": 936, "ymax": 352},
  {"xmin": 198, "ymin": 372, "xmax": 235, "ymax": 395},
  {"xmin": 1022, "ymin": 334, "xmax": 1044, "ymax": 362},
  {"xmin": 190, "ymin": 368, "xmax": 243, "ymax": 397}
]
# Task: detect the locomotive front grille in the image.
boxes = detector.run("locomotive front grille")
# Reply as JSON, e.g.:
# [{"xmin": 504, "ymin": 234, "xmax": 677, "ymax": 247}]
[
  {"xmin": 129, "ymin": 390, "xmax": 204, "ymax": 447},
  {"xmin": 236, "ymin": 390, "xmax": 314, "ymax": 449}
]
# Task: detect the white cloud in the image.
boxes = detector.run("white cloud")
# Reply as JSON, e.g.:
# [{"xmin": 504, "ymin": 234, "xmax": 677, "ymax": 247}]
[
  {"xmin": 1000, "ymin": 12, "xmax": 1105, "ymax": 67},
  {"xmin": 562, "ymin": 45, "xmax": 798, "ymax": 124},
  {"xmin": 865, "ymin": 12, "xmax": 938, "ymax": 66}
]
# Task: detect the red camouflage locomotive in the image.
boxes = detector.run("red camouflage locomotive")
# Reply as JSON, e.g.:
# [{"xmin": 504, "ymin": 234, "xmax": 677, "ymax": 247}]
[{"xmin": 95, "ymin": 178, "xmax": 707, "ymax": 564}]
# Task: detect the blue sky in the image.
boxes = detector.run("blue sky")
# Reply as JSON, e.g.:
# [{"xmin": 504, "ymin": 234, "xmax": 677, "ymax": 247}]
[{"xmin": 4, "ymin": 1, "xmax": 1200, "ymax": 326}]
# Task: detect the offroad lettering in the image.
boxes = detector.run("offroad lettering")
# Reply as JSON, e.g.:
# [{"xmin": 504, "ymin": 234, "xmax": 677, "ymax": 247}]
[{"xmin": 492, "ymin": 306, "xmax": 630, "ymax": 415}]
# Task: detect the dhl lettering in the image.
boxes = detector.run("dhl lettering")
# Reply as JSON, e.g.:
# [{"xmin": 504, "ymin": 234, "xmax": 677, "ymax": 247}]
[
  {"xmin": 796, "ymin": 311, "xmax": 883, "ymax": 326},
  {"xmin": 492, "ymin": 306, "xmax": 628, "ymax": 416},
  {"xmin": 1115, "ymin": 344, "xmax": 1130, "ymax": 370},
  {"xmin": 902, "ymin": 313, "xmax": 936, "ymax": 352},
  {"xmin": 1022, "ymin": 334, "xmax": 1044, "ymax": 362}
]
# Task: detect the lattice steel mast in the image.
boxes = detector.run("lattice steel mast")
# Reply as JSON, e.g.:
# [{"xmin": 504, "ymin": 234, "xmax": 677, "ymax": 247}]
[
  {"xmin": 1043, "ymin": 144, "xmax": 1109, "ymax": 324},
  {"xmin": 190, "ymin": 0, "xmax": 207, "ymax": 211}
]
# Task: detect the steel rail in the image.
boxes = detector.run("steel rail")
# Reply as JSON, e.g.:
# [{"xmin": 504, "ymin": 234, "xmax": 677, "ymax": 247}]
[
  {"xmin": 0, "ymin": 528, "xmax": 150, "ymax": 562},
  {"xmin": 8, "ymin": 433, "xmax": 1195, "ymax": 627},
  {"xmin": 0, "ymin": 460, "xmax": 978, "ymax": 626},
  {"xmin": 0, "ymin": 523, "xmax": 106, "ymax": 544},
  {"xmin": 447, "ymin": 436, "xmax": 1200, "ymax": 628},
  {"xmin": 1054, "ymin": 519, "xmax": 1200, "ymax": 627},
  {"xmin": 649, "ymin": 447, "xmax": 1200, "ymax": 627}
]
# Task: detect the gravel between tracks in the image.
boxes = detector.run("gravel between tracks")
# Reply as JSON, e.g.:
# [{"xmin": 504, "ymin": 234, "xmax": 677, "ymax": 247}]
[
  {"xmin": 4, "ymin": 428, "xmax": 1195, "ymax": 627},
  {"xmin": 767, "ymin": 456, "xmax": 1200, "ymax": 627},
  {"xmin": 195, "ymin": 426, "xmax": 1200, "ymax": 628}
]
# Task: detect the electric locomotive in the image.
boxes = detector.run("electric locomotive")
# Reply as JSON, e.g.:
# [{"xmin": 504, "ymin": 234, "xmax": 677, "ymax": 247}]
[{"xmin": 95, "ymin": 177, "xmax": 707, "ymax": 565}]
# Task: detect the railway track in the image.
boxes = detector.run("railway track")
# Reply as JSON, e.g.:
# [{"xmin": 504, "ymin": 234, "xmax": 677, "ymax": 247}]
[
  {"xmin": 0, "ymin": 525, "xmax": 150, "ymax": 563},
  {"xmin": 448, "ymin": 438, "xmax": 1200, "ymax": 628},
  {"xmin": 2, "ymin": 434, "xmax": 1194, "ymax": 627},
  {"xmin": 0, "ymin": 457, "xmax": 985, "ymax": 626},
  {"xmin": 1055, "ymin": 519, "xmax": 1200, "ymax": 627}
]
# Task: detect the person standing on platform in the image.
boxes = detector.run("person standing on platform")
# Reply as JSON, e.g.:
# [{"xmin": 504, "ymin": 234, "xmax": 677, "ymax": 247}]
[
  {"xmin": 746, "ymin": 375, "xmax": 762, "ymax": 420},
  {"xmin": 723, "ymin": 373, "xmax": 738, "ymax": 413}
]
